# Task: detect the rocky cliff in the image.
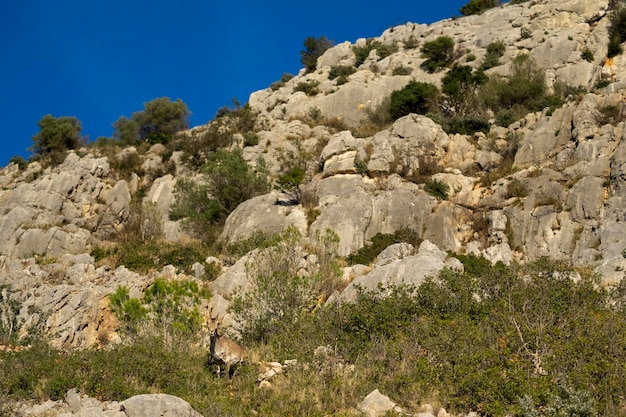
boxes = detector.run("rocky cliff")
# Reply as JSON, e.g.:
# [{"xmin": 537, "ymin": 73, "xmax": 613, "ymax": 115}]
[{"xmin": 2, "ymin": 1, "xmax": 626, "ymax": 414}]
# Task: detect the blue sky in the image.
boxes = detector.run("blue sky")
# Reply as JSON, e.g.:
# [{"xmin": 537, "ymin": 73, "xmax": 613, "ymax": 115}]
[{"xmin": 0, "ymin": 1, "xmax": 470, "ymax": 167}]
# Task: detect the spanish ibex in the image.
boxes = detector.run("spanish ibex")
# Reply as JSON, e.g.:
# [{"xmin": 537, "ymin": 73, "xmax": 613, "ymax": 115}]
[{"xmin": 206, "ymin": 306, "xmax": 244, "ymax": 379}]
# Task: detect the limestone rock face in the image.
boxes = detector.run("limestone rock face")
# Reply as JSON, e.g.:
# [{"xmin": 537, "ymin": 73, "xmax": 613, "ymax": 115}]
[
  {"xmin": 121, "ymin": 394, "xmax": 203, "ymax": 417},
  {"xmin": 339, "ymin": 240, "xmax": 460, "ymax": 302}
]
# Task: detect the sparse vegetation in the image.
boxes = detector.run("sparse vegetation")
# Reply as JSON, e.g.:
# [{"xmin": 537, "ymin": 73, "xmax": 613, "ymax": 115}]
[
  {"xmin": 294, "ymin": 80, "xmax": 321, "ymax": 96},
  {"xmin": 581, "ymin": 48, "xmax": 594, "ymax": 62},
  {"xmin": 481, "ymin": 40, "xmax": 506, "ymax": 70},
  {"xmin": 425, "ymin": 178, "xmax": 450, "ymax": 199},
  {"xmin": 347, "ymin": 228, "xmax": 421, "ymax": 266},
  {"xmin": 329, "ymin": 65, "xmax": 357, "ymax": 85},
  {"xmin": 608, "ymin": 7, "xmax": 626, "ymax": 58},
  {"xmin": 353, "ymin": 39, "xmax": 399, "ymax": 67}
]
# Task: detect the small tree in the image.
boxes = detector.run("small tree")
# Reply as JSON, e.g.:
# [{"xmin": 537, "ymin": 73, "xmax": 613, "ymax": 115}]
[
  {"xmin": 170, "ymin": 149, "xmax": 270, "ymax": 239},
  {"xmin": 442, "ymin": 65, "xmax": 488, "ymax": 115},
  {"xmin": 301, "ymin": 36, "xmax": 334, "ymax": 73},
  {"xmin": 460, "ymin": 0, "xmax": 501, "ymax": 16},
  {"xmin": 421, "ymin": 36, "xmax": 455, "ymax": 72},
  {"xmin": 389, "ymin": 81, "xmax": 440, "ymax": 119},
  {"xmin": 31, "ymin": 114, "xmax": 83, "ymax": 162},
  {"xmin": 113, "ymin": 97, "xmax": 190, "ymax": 145},
  {"xmin": 275, "ymin": 166, "xmax": 305, "ymax": 204}
]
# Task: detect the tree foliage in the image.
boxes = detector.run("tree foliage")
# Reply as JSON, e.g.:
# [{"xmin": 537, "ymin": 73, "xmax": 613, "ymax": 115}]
[
  {"xmin": 460, "ymin": 0, "xmax": 501, "ymax": 16},
  {"xmin": 113, "ymin": 97, "xmax": 190, "ymax": 145},
  {"xmin": 421, "ymin": 36, "xmax": 455, "ymax": 72},
  {"xmin": 389, "ymin": 81, "xmax": 440, "ymax": 119},
  {"xmin": 442, "ymin": 64, "xmax": 488, "ymax": 115},
  {"xmin": 170, "ymin": 149, "xmax": 270, "ymax": 240},
  {"xmin": 31, "ymin": 114, "xmax": 83, "ymax": 159},
  {"xmin": 301, "ymin": 36, "xmax": 334, "ymax": 73}
]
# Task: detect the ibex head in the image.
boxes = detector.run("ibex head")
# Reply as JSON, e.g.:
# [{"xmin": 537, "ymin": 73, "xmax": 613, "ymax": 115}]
[{"xmin": 207, "ymin": 306, "xmax": 224, "ymax": 337}]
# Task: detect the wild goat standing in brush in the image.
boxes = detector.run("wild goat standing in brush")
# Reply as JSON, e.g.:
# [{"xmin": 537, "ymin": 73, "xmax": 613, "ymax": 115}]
[{"xmin": 205, "ymin": 306, "xmax": 244, "ymax": 378}]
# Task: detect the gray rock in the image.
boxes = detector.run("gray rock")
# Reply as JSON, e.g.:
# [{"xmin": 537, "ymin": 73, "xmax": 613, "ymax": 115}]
[
  {"xmin": 339, "ymin": 240, "xmax": 449, "ymax": 302},
  {"xmin": 121, "ymin": 394, "xmax": 203, "ymax": 417},
  {"xmin": 358, "ymin": 389, "xmax": 396, "ymax": 417}
]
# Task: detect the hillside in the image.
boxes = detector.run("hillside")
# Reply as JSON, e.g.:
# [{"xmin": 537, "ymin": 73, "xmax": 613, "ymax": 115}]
[{"xmin": 2, "ymin": 0, "xmax": 626, "ymax": 416}]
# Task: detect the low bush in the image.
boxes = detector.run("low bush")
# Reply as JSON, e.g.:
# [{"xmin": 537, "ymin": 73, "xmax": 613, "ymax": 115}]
[
  {"xmin": 270, "ymin": 73, "xmax": 295, "ymax": 91},
  {"xmin": 421, "ymin": 36, "xmax": 455, "ymax": 72},
  {"xmin": 294, "ymin": 80, "xmax": 320, "ymax": 96},
  {"xmin": 346, "ymin": 228, "xmax": 421, "ymax": 266},
  {"xmin": 460, "ymin": 0, "xmax": 500, "ymax": 16},
  {"xmin": 170, "ymin": 149, "xmax": 270, "ymax": 240},
  {"xmin": 425, "ymin": 178, "xmax": 450, "ymax": 199},
  {"xmin": 110, "ymin": 278, "xmax": 209, "ymax": 337},
  {"xmin": 92, "ymin": 239, "xmax": 212, "ymax": 276},
  {"xmin": 608, "ymin": 7, "xmax": 626, "ymax": 58},
  {"xmin": 328, "ymin": 65, "xmax": 356, "ymax": 85},
  {"xmin": 389, "ymin": 81, "xmax": 440, "ymax": 120},
  {"xmin": 481, "ymin": 40, "xmax": 506, "ymax": 70},
  {"xmin": 353, "ymin": 39, "xmax": 399, "ymax": 67}
]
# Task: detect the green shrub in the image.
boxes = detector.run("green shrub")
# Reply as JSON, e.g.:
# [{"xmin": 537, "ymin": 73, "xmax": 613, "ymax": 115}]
[
  {"xmin": 481, "ymin": 40, "xmax": 506, "ymax": 70},
  {"xmin": 170, "ymin": 149, "xmax": 270, "ymax": 239},
  {"xmin": 294, "ymin": 80, "xmax": 320, "ymax": 96},
  {"xmin": 110, "ymin": 151, "xmax": 145, "ymax": 180},
  {"xmin": 92, "ymin": 239, "xmax": 211, "ymax": 275},
  {"xmin": 353, "ymin": 39, "xmax": 399, "ymax": 67},
  {"xmin": 275, "ymin": 166, "xmax": 306, "ymax": 204},
  {"xmin": 479, "ymin": 54, "xmax": 553, "ymax": 126},
  {"xmin": 177, "ymin": 101, "xmax": 257, "ymax": 168},
  {"xmin": 231, "ymin": 227, "xmax": 341, "ymax": 344},
  {"xmin": 31, "ymin": 115, "xmax": 83, "ymax": 162},
  {"xmin": 113, "ymin": 97, "xmax": 190, "ymax": 146},
  {"xmin": 301, "ymin": 36, "xmax": 334, "ymax": 72},
  {"xmin": 581, "ymin": 48, "xmax": 595, "ymax": 62},
  {"xmin": 391, "ymin": 66, "xmax": 412, "ymax": 76},
  {"xmin": 389, "ymin": 81, "xmax": 440, "ymax": 119},
  {"xmin": 111, "ymin": 278, "xmax": 209, "ymax": 337},
  {"xmin": 421, "ymin": 36, "xmax": 455, "ymax": 72},
  {"xmin": 270, "ymin": 73, "xmax": 295, "ymax": 91},
  {"xmin": 328, "ymin": 65, "xmax": 356, "ymax": 85},
  {"xmin": 460, "ymin": 0, "xmax": 499, "ymax": 16},
  {"xmin": 8, "ymin": 156, "xmax": 28, "ymax": 170},
  {"xmin": 425, "ymin": 179, "xmax": 450, "ymax": 199},
  {"xmin": 608, "ymin": 8, "xmax": 626, "ymax": 58},
  {"xmin": 440, "ymin": 115, "xmax": 490, "ymax": 135},
  {"xmin": 347, "ymin": 228, "xmax": 421, "ymax": 266}
]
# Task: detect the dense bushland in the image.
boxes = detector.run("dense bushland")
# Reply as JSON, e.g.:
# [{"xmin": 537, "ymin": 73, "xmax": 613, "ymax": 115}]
[{"xmin": 3, "ymin": 254, "xmax": 626, "ymax": 417}]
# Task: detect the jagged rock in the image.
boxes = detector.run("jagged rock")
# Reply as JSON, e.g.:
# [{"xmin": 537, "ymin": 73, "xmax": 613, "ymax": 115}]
[
  {"xmin": 220, "ymin": 190, "xmax": 308, "ymax": 246},
  {"xmin": 358, "ymin": 389, "xmax": 402, "ymax": 417},
  {"xmin": 339, "ymin": 240, "xmax": 459, "ymax": 302},
  {"xmin": 121, "ymin": 394, "xmax": 203, "ymax": 417}
]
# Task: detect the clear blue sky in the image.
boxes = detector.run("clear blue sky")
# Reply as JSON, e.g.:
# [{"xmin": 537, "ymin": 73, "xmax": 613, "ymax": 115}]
[{"xmin": 0, "ymin": 1, "xmax": 470, "ymax": 167}]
